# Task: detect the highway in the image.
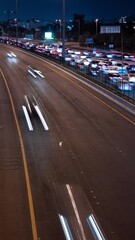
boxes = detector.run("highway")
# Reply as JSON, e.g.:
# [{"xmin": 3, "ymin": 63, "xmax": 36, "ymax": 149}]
[{"xmin": 0, "ymin": 43, "xmax": 135, "ymax": 240}]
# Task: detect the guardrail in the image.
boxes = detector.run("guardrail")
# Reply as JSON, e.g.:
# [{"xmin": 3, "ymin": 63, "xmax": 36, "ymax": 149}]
[{"xmin": 28, "ymin": 48, "xmax": 135, "ymax": 105}]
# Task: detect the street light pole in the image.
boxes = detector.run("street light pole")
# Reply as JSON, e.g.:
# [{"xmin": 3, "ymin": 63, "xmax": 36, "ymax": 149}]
[
  {"xmin": 56, "ymin": 19, "xmax": 61, "ymax": 41},
  {"xmin": 76, "ymin": 19, "xmax": 80, "ymax": 42},
  {"xmin": 16, "ymin": 0, "xmax": 18, "ymax": 45},
  {"xmin": 0, "ymin": 26, "xmax": 4, "ymax": 37},
  {"xmin": 62, "ymin": 0, "xmax": 65, "ymax": 64},
  {"xmin": 4, "ymin": 9, "xmax": 14, "ymax": 22},
  {"xmin": 95, "ymin": 19, "xmax": 98, "ymax": 35},
  {"xmin": 58, "ymin": 19, "xmax": 62, "ymax": 41},
  {"xmin": 121, "ymin": 23, "xmax": 124, "ymax": 81},
  {"xmin": 133, "ymin": 26, "xmax": 135, "ymax": 51}
]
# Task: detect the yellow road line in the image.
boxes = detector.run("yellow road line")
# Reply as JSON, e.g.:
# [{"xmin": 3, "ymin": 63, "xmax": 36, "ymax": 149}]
[
  {"xmin": 43, "ymin": 63, "xmax": 135, "ymax": 126},
  {"xmin": 0, "ymin": 68, "xmax": 38, "ymax": 240}
]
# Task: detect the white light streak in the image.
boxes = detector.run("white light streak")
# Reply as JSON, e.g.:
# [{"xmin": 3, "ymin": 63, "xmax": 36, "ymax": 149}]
[
  {"xmin": 87, "ymin": 214, "xmax": 105, "ymax": 240},
  {"xmin": 34, "ymin": 105, "xmax": 49, "ymax": 130},
  {"xmin": 24, "ymin": 95, "xmax": 32, "ymax": 114},
  {"xmin": 34, "ymin": 70, "xmax": 44, "ymax": 78},
  {"xmin": 59, "ymin": 214, "xmax": 73, "ymax": 240},
  {"xmin": 22, "ymin": 105, "xmax": 33, "ymax": 131},
  {"xmin": 28, "ymin": 69, "xmax": 37, "ymax": 78}
]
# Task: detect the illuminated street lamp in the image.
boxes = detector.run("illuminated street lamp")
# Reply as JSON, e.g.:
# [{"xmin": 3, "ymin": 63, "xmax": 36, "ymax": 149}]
[
  {"xmin": 4, "ymin": 9, "xmax": 14, "ymax": 22},
  {"xmin": 95, "ymin": 18, "xmax": 98, "ymax": 35},
  {"xmin": 56, "ymin": 19, "xmax": 62, "ymax": 41}
]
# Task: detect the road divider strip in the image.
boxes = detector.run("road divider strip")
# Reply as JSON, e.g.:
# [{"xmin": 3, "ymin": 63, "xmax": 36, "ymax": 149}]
[{"xmin": 22, "ymin": 105, "xmax": 33, "ymax": 131}]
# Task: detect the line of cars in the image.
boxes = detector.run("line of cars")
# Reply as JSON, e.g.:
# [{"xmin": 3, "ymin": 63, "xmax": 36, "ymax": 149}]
[
  {"xmin": 2, "ymin": 37, "xmax": 135, "ymax": 92},
  {"xmin": 98, "ymin": 60, "xmax": 135, "ymax": 91},
  {"xmin": 64, "ymin": 50, "xmax": 135, "ymax": 91}
]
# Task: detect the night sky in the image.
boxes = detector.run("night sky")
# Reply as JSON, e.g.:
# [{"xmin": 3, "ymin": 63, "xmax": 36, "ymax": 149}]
[{"xmin": 1, "ymin": 0, "xmax": 135, "ymax": 22}]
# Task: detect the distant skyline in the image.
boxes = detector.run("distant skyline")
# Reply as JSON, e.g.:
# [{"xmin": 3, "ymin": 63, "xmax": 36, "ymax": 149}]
[{"xmin": 1, "ymin": 0, "xmax": 135, "ymax": 22}]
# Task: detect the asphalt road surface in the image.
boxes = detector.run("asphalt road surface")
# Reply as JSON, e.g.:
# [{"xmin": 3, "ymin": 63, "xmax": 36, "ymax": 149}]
[{"xmin": 0, "ymin": 43, "xmax": 135, "ymax": 240}]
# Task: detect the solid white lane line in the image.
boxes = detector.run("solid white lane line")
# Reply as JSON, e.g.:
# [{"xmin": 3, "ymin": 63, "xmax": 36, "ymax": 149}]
[
  {"xmin": 22, "ymin": 105, "xmax": 33, "ymax": 131},
  {"xmin": 34, "ymin": 105, "xmax": 49, "ymax": 130}
]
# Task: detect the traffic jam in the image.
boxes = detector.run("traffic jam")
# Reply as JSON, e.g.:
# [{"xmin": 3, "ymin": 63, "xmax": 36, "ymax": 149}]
[{"xmin": 2, "ymin": 37, "xmax": 135, "ymax": 100}]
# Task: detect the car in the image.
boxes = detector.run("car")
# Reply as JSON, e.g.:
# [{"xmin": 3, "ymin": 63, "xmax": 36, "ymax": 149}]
[
  {"xmin": 95, "ymin": 52, "xmax": 104, "ymax": 57},
  {"xmin": 77, "ymin": 62, "xmax": 85, "ymax": 70},
  {"xmin": 128, "ymin": 71, "xmax": 135, "ymax": 85},
  {"xmin": 123, "ymin": 62, "xmax": 130, "ymax": 69},
  {"xmin": 90, "ymin": 60, "xmax": 99, "ymax": 68},
  {"xmin": 130, "ymin": 55, "xmax": 135, "ymax": 61},
  {"xmin": 117, "ymin": 68, "xmax": 128, "ymax": 76},
  {"xmin": 128, "ymin": 64, "xmax": 135, "ymax": 72},
  {"xmin": 98, "ymin": 62, "xmax": 108, "ymax": 71},
  {"xmin": 116, "ymin": 80, "xmax": 132, "ymax": 91},
  {"xmin": 65, "ymin": 54, "xmax": 72, "ymax": 62},
  {"xmin": 83, "ymin": 59, "xmax": 91, "ymax": 66},
  {"xmin": 103, "ymin": 66, "xmax": 118, "ymax": 75},
  {"xmin": 89, "ymin": 67, "xmax": 99, "ymax": 76},
  {"xmin": 75, "ymin": 57, "xmax": 83, "ymax": 63},
  {"xmin": 115, "ymin": 62, "xmax": 124, "ymax": 69},
  {"xmin": 69, "ymin": 59, "xmax": 76, "ymax": 66},
  {"xmin": 112, "ymin": 52, "xmax": 122, "ymax": 59},
  {"xmin": 7, "ymin": 51, "xmax": 17, "ymax": 58},
  {"xmin": 105, "ymin": 73, "xmax": 122, "ymax": 84},
  {"xmin": 123, "ymin": 54, "xmax": 131, "ymax": 60}
]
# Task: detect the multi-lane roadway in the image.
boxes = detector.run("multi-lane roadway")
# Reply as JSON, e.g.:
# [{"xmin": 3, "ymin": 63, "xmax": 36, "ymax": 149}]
[{"xmin": 0, "ymin": 43, "xmax": 135, "ymax": 240}]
